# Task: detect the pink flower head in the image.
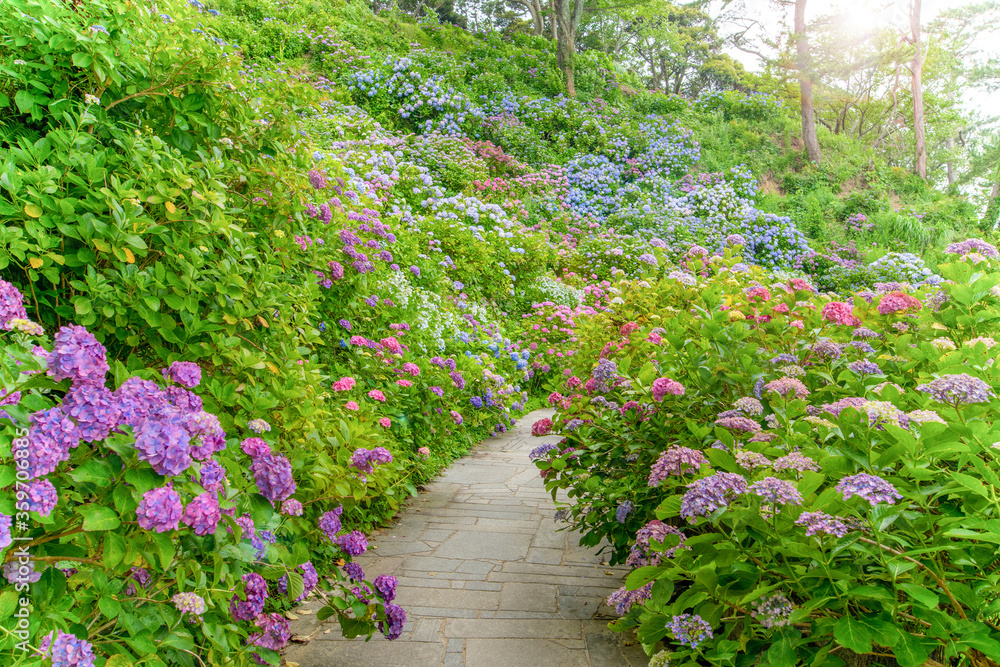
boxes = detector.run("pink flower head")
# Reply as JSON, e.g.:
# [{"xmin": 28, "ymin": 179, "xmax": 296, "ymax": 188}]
[
  {"xmin": 368, "ymin": 389, "xmax": 386, "ymax": 402},
  {"xmin": 345, "ymin": 401, "xmax": 359, "ymax": 411},
  {"xmin": 620, "ymin": 322, "xmax": 639, "ymax": 336},
  {"xmin": 332, "ymin": 376, "xmax": 356, "ymax": 392},
  {"xmin": 379, "ymin": 417, "xmax": 391, "ymax": 428},
  {"xmin": 401, "ymin": 362, "xmax": 420, "ymax": 376},
  {"xmin": 822, "ymin": 301, "xmax": 861, "ymax": 326},
  {"xmin": 396, "ymin": 379, "xmax": 413, "ymax": 387},
  {"xmin": 790, "ymin": 320, "xmax": 804, "ymax": 329},
  {"xmin": 773, "ymin": 303, "xmax": 790, "ymax": 314},
  {"xmin": 746, "ymin": 286, "xmax": 771, "ymax": 302},
  {"xmin": 380, "ymin": 337, "xmax": 403, "ymax": 355},
  {"xmin": 418, "ymin": 447, "xmax": 431, "ymax": 457},
  {"xmin": 531, "ymin": 418, "xmax": 553, "ymax": 436},
  {"xmin": 547, "ymin": 392, "xmax": 564, "ymax": 405},
  {"xmin": 651, "ymin": 377, "xmax": 685, "ymax": 402},
  {"xmin": 877, "ymin": 291, "xmax": 922, "ymax": 315}
]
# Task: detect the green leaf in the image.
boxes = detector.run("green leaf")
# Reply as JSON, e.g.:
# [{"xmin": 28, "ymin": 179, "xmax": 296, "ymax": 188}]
[
  {"xmin": 287, "ymin": 571, "xmax": 305, "ymax": 601},
  {"xmin": 765, "ymin": 632, "xmax": 798, "ymax": 667},
  {"xmin": 833, "ymin": 614, "xmax": 872, "ymax": 653},
  {"xmin": 77, "ymin": 504, "xmax": 120, "ymax": 531},
  {"xmin": 316, "ymin": 605, "xmax": 337, "ymax": 622},
  {"xmin": 891, "ymin": 631, "xmax": 929, "ymax": 667},
  {"xmin": 72, "ymin": 52, "xmax": 93, "ymax": 68},
  {"xmin": 0, "ymin": 591, "xmax": 17, "ymax": 619},
  {"xmin": 625, "ymin": 566, "xmax": 668, "ymax": 590},
  {"xmin": 103, "ymin": 532, "xmax": 127, "ymax": 569},
  {"xmin": 14, "ymin": 90, "xmax": 34, "ymax": 114},
  {"xmin": 899, "ymin": 583, "xmax": 939, "ymax": 610},
  {"xmin": 69, "ymin": 458, "xmax": 112, "ymax": 485},
  {"xmin": 950, "ymin": 472, "xmax": 990, "ymax": 499}
]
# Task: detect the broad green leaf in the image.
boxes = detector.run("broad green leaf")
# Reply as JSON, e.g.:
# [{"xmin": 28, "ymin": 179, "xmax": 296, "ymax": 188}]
[
  {"xmin": 77, "ymin": 504, "xmax": 120, "ymax": 531},
  {"xmin": 891, "ymin": 631, "xmax": 929, "ymax": 667},
  {"xmin": 833, "ymin": 614, "xmax": 872, "ymax": 653}
]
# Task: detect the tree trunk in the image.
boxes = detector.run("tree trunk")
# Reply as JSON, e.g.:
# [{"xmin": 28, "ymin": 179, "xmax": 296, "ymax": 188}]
[
  {"xmin": 795, "ymin": 0, "xmax": 822, "ymax": 163},
  {"xmin": 911, "ymin": 0, "xmax": 927, "ymax": 179},
  {"xmin": 531, "ymin": 0, "xmax": 543, "ymax": 35},
  {"xmin": 549, "ymin": 0, "xmax": 556, "ymax": 39},
  {"xmin": 945, "ymin": 135, "xmax": 957, "ymax": 186},
  {"xmin": 984, "ymin": 174, "xmax": 1000, "ymax": 231},
  {"xmin": 555, "ymin": 0, "xmax": 576, "ymax": 96}
]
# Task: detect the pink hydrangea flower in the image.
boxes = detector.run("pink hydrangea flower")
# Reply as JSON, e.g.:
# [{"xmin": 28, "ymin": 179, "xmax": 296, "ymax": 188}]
[
  {"xmin": 821, "ymin": 301, "xmax": 861, "ymax": 326},
  {"xmin": 651, "ymin": 377, "xmax": 685, "ymax": 402},
  {"xmin": 368, "ymin": 389, "xmax": 386, "ymax": 402},
  {"xmin": 418, "ymin": 447, "xmax": 430, "ymax": 457},
  {"xmin": 379, "ymin": 417, "xmax": 391, "ymax": 428},
  {"xmin": 531, "ymin": 418, "xmax": 553, "ymax": 436},
  {"xmin": 397, "ymin": 379, "xmax": 412, "ymax": 387},
  {"xmin": 345, "ymin": 401, "xmax": 359, "ymax": 411},
  {"xmin": 332, "ymin": 377, "xmax": 356, "ymax": 392}
]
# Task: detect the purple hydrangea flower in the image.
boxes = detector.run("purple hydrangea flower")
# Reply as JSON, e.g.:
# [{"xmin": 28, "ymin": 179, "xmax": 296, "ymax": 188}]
[
  {"xmin": 22, "ymin": 407, "xmax": 79, "ymax": 479},
  {"xmin": 606, "ymin": 583, "xmax": 652, "ymax": 615},
  {"xmin": 251, "ymin": 453, "xmax": 297, "ymax": 502},
  {"xmin": 184, "ymin": 411, "xmax": 226, "ymax": 460},
  {"xmin": 373, "ymin": 574, "xmax": 398, "ymax": 601},
  {"xmin": 115, "ymin": 377, "xmax": 167, "ymax": 427},
  {"xmin": 278, "ymin": 561, "xmax": 319, "ymax": 602},
  {"xmin": 715, "ymin": 415, "xmax": 761, "ymax": 433},
  {"xmin": 0, "ymin": 514, "xmax": 12, "ymax": 549},
  {"xmin": 848, "ymin": 360, "xmax": 883, "ymax": 376},
  {"xmin": 378, "ymin": 602, "xmax": 407, "ymax": 640},
  {"xmin": 763, "ymin": 377, "xmax": 810, "ymax": 399},
  {"xmin": 162, "ymin": 361, "xmax": 201, "ymax": 388},
  {"xmin": 338, "ymin": 530, "xmax": 368, "ymax": 556},
  {"xmin": 748, "ymin": 477, "xmax": 803, "ymax": 506},
  {"xmin": 773, "ymin": 452, "xmax": 819, "ymax": 473},
  {"xmin": 648, "ymin": 447, "xmax": 710, "ymax": 486},
  {"xmin": 281, "ymin": 499, "xmax": 303, "ymax": 516},
  {"xmin": 199, "ymin": 460, "xmax": 227, "ymax": 492},
  {"xmin": 319, "ymin": 507, "xmax": 343, "ymax": 542},
  {"xmin": 230, "ymin": 572, "xmax": 268, "ymax": 621},
  {"xmin": 344, "ymin": 562, "xmax": 364, "ymax": 581},
  {"xmin": 182, "ymin": 491, "xmax": 221, "ymax": 536},
  {"xmin": 680, "ymin": 472, "xmax": 747, "ymax": 520},
  {"xmin": 164, "ymin": 386, "xmax": 203, "ymax": 413},
  {"xmin": 38, "ymin": 631, "xmax": 96, "ymax": 667},
  {"xmin": 247, "ymin": 418, "xmax": 270, "ymax": 433},
  {"xmin": 134, "ymin": 408, "xmax": 193, "ymax": 476},
  {"xmin": 0, "ymin": 278, "xmax": 28, "ymax": 329},
  {"xmin": 666, "ymin": 614, "xmax": 713, "ymax": 648},
  {"xmin": 61, "ymin": 383, "xmax": 121, "ymax": 442},
  {"xmin": 123, "ymin": 566, "xmax": 151, "ymax": 596},
  {"xmin": 836, "ymin": 473, "xmax": 902, "ymax": 506},
  {"xmin": 450, "ymin": 371, "xmax": 465, "ymax": 390},
  {"xmin": 47, "ymin": 325, "xmax": 108, "ymax": 386},
  {"xmin": 23, "ymin": 479, "xmax": 58, "ymax": 517},
  {"xmin": 240, "ymin": 437, "xmax": 271, "ymax": 458},
  {"xmin": 249, "ymin": 612, "xmax": 292, "ymax": 654},
  {"xmin": 916, "ymin": 374, "xmax": 993, "ymax": 404},
  {"xmin": 615, "ymin": 501, "xmax": 633, "ymax": 523},
  {"xmin": 626, "ymin": 520, "xmax": 687, "ymax": 567},
  {"xmin": 795, "ymin": 511, "xmax": 850, "ymax": 537}
]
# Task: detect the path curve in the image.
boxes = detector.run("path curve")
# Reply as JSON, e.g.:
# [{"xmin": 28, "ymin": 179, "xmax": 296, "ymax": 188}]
[{"xmin": 286, "ymin": 409, "xmax": 649, "ymax": 666}]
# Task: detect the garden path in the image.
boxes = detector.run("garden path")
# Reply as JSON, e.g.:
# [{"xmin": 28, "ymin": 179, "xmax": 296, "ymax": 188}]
[{"xmin": 285, "ymin": 408, "xmax": 649, "ymax": 667}]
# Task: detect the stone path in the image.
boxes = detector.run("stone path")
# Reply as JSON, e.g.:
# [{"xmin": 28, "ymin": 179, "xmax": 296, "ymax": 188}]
[{"xmin": 286, "ymin": 409, "xmax": 649, "ymax": 667}]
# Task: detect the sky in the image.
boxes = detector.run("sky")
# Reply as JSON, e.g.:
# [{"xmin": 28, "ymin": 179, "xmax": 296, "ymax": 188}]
[{"xmin": 713, "ymin": 0, "xmax": 997, "ymax": 114}]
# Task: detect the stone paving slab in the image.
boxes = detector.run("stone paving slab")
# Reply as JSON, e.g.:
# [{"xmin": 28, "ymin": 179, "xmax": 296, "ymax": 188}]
[{"xmin": 285, "ymin": 409, "xmax": 648, "ymax": 667}]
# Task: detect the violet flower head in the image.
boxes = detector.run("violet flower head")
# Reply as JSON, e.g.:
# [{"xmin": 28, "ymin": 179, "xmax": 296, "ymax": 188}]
[
  {"xmin": 338, "ymin": 530, "xmax": 368, "ymax": 556},
  {"xmin": 278, "ymin": 561, "xmax": 319, "ymax": 602},
  {"xmin": 249, "ymin": 612, "xmax": 292, "ymax": 654},
  {"xmin": 182, "ymin": 491, "xmax": 221, "ymax": 536},
  {"xmin": 319, "ymin": 507, "xmax": 343, "ymax": 542},
  {"xmin": 715, "ymin": 415, "xmax": 761, "ymax": 433},
  {"xmin": 251, "ymin": 452, "xmax": 297, "ymax": 502},
  {"xmin": 648, "ymin": 447, "xmax": 709, "ymax": 486},
  {"xmin": 606, "ymin": 583, "xmax": 652, "ymax": 615},
  {"xmin": 184, "ymin": 411, "xmax": 226, "ymax": 460},
  {"xmin": 651, "ymin": 377, "xmax": 684, "ymax": 401},
  {"xmin": 162, "ymin": 361, "xmax": 201, "ymax": 388},
  {"xmin": 752, "ymin": 594, "xmax": 794, "ymax": 629},
  {"xmin": 680, "ymin": 472, "xmax": 747, "ymax": 521},
  {"xmin": 115, "ymin": 377, "xmax": 167, "ymax": 427},
  {"xmin": 378, "ymin": 602, "xmax": 407, "ymax": 640},
  {"xmin": 795, "ymin": 511, "xmax": 850, "ymax": 538},
  {"xmin": 763, "ymin": 377, "xmax": 809, "ymax": 399},
  {"xmin": 748, "ymin": 477, "xmax": 803, "ymax": 506},
  {"xmin": 134, "ymin": 407, "xmax": 193, "ymax": 476},
  {"xmin": 836, "ymin": 473, "xmax": 902, "ymax": 506},
  {"xmin": 626, "ymin": 520, "xmax": 687, "ymax": 567},
  {"xmin": 241, "ymin": 437, "xmax": 271, "ymax": 459},
  {"xmin": 773, "ymin": 452, "xmax": 819, "ymax": 473},
  {"xmin": 281, "ymin": 499, "xmax": 303, "ymax": 516},
  {"xmin": 230, "ymin": 572, "xmax": 268, "ymax": 621},
  {"xmin": 61, "ymin": 383, "xmax": 121, "ymax": 442},
  {"xmin": 343, "ymin": 562, "xmax": 364, "ymax": 581},
  {"xmin": 373, "ymin": 574, "xmax": 398, "ymax": 601},
  {"xmin": 23, "ymin": 407, "xmax": 79, "ymax": 479},
  {"xmin": 0, "ymin": 278, "xmax": 28, "ymax": 329},
  {"xmin": 23, "ymin": 479, "xmax": 59, "ymax": 517},
  {"xmin": 37, "ymin": 631, "xmax": 96, "ymax": 667},
  {"xmin": 666, "ymin": 614, "xmax": 714, "ymax": 649},
  {"xmin": 916, "ymin": 374, "xmax": 993, "ymax": 405},
  {"xmin": 48, "ymin": 325, "xmax": 109, "ymax": 386},
  {"xmin": 199, "ymin": 460, "xmax": 227, "ymax": 492}
]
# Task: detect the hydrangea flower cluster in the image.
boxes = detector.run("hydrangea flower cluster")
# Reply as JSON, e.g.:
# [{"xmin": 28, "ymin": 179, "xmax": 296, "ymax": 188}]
[
  {"xmin": 680, "ymin": 472, "xmax": 748, "ymax": 520},
  {"xmin": 836, "ymin": 473, "xmax": 902, "ymax": 506},
  {"xmin": 666, "ymin": 614, "xmax": 714, "ymax": 648},
  {"xmin": 648, "ymin": 447, "xmax": 709, "ymax": 486}
]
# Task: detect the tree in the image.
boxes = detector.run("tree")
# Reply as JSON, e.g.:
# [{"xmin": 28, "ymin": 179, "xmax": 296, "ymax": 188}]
[
  {"xmin": 907, "ymin": 0, "xmax": 927, "ymax": 178},
  {"xmin": 794, "ymin": 0, "xmax": 821, "ymax": 163}
]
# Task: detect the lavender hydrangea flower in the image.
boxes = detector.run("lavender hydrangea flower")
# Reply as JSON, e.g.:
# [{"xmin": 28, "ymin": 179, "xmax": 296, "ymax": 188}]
[
  {"xmin": 115, "ymin": 377, "xmax": 167, "ymax": 427},
  {"xmin": 648, "ymin": 447, "xmax": 709, "ymax": 486},
  {"xmin": 715, "ymin": 415, "xmax": 761, "ymax": 433},
  {"xmin": 279, "ymin": 562, "xmax": 319, "ymax": 602},
  {"xmin": 199, "ymin": 460, "xmax": 227, "ymax": 491},
  {"xmin": 607, "ymin": 583, "xmax": 652, "ymax": 615},
  {"xmin": 378, "ymin": 602, "xmax": 407, "ymax": 640},
  {"xmin": 666, "ymin": 614, "xmax": 713, "ymax": 648},
  {"xmin": 916, "ymin": 374, "xmax": 993, "ymax": 404},
  {"xmin": 281, "ymin": 499, "xmax": 303, "ymax": 516},
  {"xmin": 247, "ymin": 418, "xmax": 271, "ymax": 433},
  {"xmin": 752, "ymin": 594, "xmax": 794, "ymax": 628},
  {"xmin": 251, "ymin": 453, "xmax": 296, "ymax": 502},
  {"xmin": 123, "ymin": 566, "xmax": 150, "ymax": 596},
  {"xmin": 748, "ymin": 477, "xmax": 803, "ymax": 506},
  {"xmin": 848, "ymin": 360, "xmax": 883, "ymax": 376},
  {"xmin": 37, "ymin": 631, "xmax": 96, "ymax": 667},
  {"xmin": 240, "ymin": 437, "xmax": 271, "ymax": 458},
  {"xmin": 734, "ymin": 396, "xmax": 763, "ymax": 416},
  {"xmin": 230, "ymin": 573, "xmax": 268, "ymax": 621},
  {"xmin": 61, "ymin": 383, "xmax": 121, "ymax": 442},
  {"xmin": 836, "ymin": 473, "xmax": 902, "ymax": 506},
  {"xmin": 22, "ymin": 407, "xmax": 79, "ymax": 479},
  {"xmin": 615, "ymin": 501, "xmax": 633, "ymax": 523},
  {"xmin": 349, "ymin": 447, "xmax": 393, "ymax": 479},
  {"xmin": 249, "ymin": 612, "xmax": 292, "ymax": 655},
  {"xmin": 164, "ymin": 386, "xmax": 203, "ymax": 413},
  {"xmin": 0, "ymin": 514, "xmax": 12, "ymax": 549},
  {"xmin": 735, "ymin": 450, "xmax": 771, "ymax": 470},
  {"xmin": 626, "ymin": 520, "xmax": 687, "ymax": 567},
  {"xmin": 529, "ymin": 442, "xmax": 558, "ymax": 460},
  {"xmin": 184, "ymin": 411, "xmax": 226, "ymax": 460},
  {"xmin": 134, "ymin": 408, "xmax": 193, "ymax": 476},
  {"xmin": 173, "ymin": 591, "xmax": 207, "ymax": 620},
  {"xmin": 48, "ymin": 325, "xmax": 109, "ymax": 386},
  {"xmin": 773, "ymin": 452, "xmax": 819, "ymax": 473},
  {"xmin": 343, "ymin": 562, "xmax": 364, "ymax": 581},
  {"xmin": 763, "ymin": 377, "xmax": 809, "ymax": 399},
  {"xmin": 680, "ymin": 472, "xmax": 747, "ymax": 520},
  {"xmin": 162, "ymin": 361, "xmax": 201, "ymax": 388},
  {"xmin": 0, "ymin": 279, "xmax": 28, "ymax": 329},
  {"xmin": 373, "ymin": 574, "xmax": 398, "ymax": 601},
  {"xmin": 23, "ymin": 479, "xmax": 58, "ymax": 517},
  {"xmin": 338, "ymin": 530, "xmax": 368, "ymax": 556},
  {"xmin": 319, "ymin": 507, "xmax": 343, "ymax": 542},
  {"xmin": 182, "ymin": 491, "xmax": 221, "ymax": 536},
  {"xmin": 795, "ymin": 511, "xmax": 850, "ymax": 537}
]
